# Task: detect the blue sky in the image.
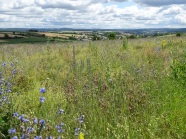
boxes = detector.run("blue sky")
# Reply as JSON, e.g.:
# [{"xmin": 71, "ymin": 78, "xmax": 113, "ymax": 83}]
[{"xmin": 0, "ymin": 0, "xmax": 186, "ymax": 28}]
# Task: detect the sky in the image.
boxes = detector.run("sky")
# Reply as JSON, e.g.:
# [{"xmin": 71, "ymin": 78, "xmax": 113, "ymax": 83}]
[{"xmin": 0, "ymin": 0, "xmax": 186, "ymax": 29}]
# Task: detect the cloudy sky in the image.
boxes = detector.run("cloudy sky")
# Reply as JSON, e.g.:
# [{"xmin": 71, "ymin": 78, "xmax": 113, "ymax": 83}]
[{"xmin": 0, "ymin": 0, "xmax": 186, "ymax": 28}]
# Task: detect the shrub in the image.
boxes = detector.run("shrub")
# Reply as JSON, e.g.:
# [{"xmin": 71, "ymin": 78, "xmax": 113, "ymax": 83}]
[
  {"xmin": 176, "ymin": 32, "xmax": 181, "ymax": 37},
  {"xmin": 107, "ymin": 32, "xmax": 116, "ymax": 40}
]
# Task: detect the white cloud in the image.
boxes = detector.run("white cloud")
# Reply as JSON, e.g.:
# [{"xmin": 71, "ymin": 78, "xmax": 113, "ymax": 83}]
[
  {"xmin": 134, "ymin": 0, "xmax": 186, "ymax": 6},
  {"xmin": 0, "ymin": 0, "xmax": 185, "ymax": 28}
]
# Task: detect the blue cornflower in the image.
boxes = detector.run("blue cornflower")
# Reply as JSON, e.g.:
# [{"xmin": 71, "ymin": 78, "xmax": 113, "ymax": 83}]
[
  {"xmin": 27, "ymin": 127, "xmax": 34, "ymax": 133},
  {"xmin": 11, "ymin": 136, "xmax": 18, "ymax": 139},
  {"xmin": 40, "ymin": 97, "xmax": 46, "ymax": 103},
  {"xmin": 46, "ymin": 136, "xmax": 53, "ymax": 139},
  {"xmin": 13, "ymin": 112, "xmax": 19, "ymax": 117},
  {"xmin": 39, "ymin": 119, "xmax": 45, "ymax": 126},
  {"xmin": 18, "ymin": 114, "xmax": 24, "ymax": 121},
  {"xmin": 18, "ymin": 114, "xmax": 29, "ymax": 122},
  {"xmin": 0, "ymin": 81, "xmax": 2, "ymax": 86},
  {"xmin": 0, "ymin": 89, "xmax": 3, "ymax": 94},
  {"xmin": 12, "ymin": 69, "xmax": 17, "ymax": 74},
  {"xmin": 21, "ymin": 133, "xmax": 29, "ymax": 139},
  {"xmin": 57, "ymin": 137, "xmax": 61, "ymax": 139},
  {"xmin": 23, "ymin": 118, "xmax": 29, "ymax": 123},
  {"xmin": 78, "ymin": 115, "xmax": 85, "ymax": 124},
  {"xmin": 34, "ymin": 136, "xmax": 42, "ymax": 139},
  {"xmin": 58, "ymin": 109, "xmax": 64, "ymax": 114},
  {"xmin": 75, "ymin": 128, "xmax": 80, "ymax": 136},
  {"xmin": 2, "ymin": 62, "xmax": 6, "ymax": 66},
  {"xmin": 40, "ymin": 88, "xmax": 46, "ymax": 93},
  {"xmin": 33, "ymin": 118, "xmax": 38, "ymax": 124},
  {"xmin": 2, "ymin": 96, "xmax": 7, "ymax": 102},
  {"xmin": 8, "ymin": 128, "xmax": 16, "ymax": 134},
  {"xmin": 56, "ymin": 124, "xmax": 64, "ymax": 133},
  {"xmin": 6, "ymin": 88, "xmax": 11, "ymax": 93}
]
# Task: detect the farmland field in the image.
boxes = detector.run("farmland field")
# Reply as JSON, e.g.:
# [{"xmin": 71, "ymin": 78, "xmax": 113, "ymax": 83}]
[{"xmin": 0, "ymin": 36, "xmax": 186, "ymax": 138}]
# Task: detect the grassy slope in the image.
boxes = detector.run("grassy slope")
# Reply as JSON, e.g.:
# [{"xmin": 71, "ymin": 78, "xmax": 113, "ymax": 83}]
[{"xmin": 0, "ymin": 36, "xmax": 186, "ymax": 138}]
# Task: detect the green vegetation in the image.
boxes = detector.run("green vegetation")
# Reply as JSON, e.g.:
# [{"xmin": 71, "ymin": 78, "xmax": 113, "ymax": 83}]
[
  {"xmin": 107, "ymin": 32, "xmax": 116, "ymax": 40},
  {"xmin": 176, "ymin": 32, "xmax": 182, "ymax": 37},
  {"xmin": 0, "ymin": 35, "xmax": 186, "ymax": 138}
]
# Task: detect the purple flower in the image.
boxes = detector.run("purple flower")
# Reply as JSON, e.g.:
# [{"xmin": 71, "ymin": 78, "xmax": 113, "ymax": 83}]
[
  {"xmin": 18, "ymin": 114, "xmax": 24, "ymax": 121},
  {"xmin": 6, "ymin": 88, "xmax": 11, "ymax": 93},
  {"xmin": 58, "ymin": 109, "xmax": 64, "ymax": 114},
  {"xmin": 78, "ymin": 115, "xmax": 85, "ymax": 124},
  {"xmin": 40, "ymin": 88, "xmax": 46, "ymax": 93},
  {"xmin": 33, "ymin": 118, "xmax": 38, "ymax": 124},
  {"xmin": 2, "ymin": 62, "xmax": 6, "ymax": 66},
  {"xmin": 1, "ymin": 96, "xmax": 7, "ymax": 102},
  {"xmin": 13, "ymin": 112, "xmax": 19, "ymax": 117},
  {"xmin": 18, "ymin": 114, "xmax": 29, "ymax": 122},
  {"xmin": 34, "ymin": 136, "xmax": 42, "ymax": 139},
  {"xmin": 39, "ymin": 119, "xmax": 45, "ymax": 126},
  {"xmin": 27, "ymin": 127, "xmax": 34, "ymax": 133},
  {"xmin": 12, "ymin": 69, "xmax": 17, "ymax": 74},
  {"xmin": 21, "ymin": 134, "xmax": 29, "ymax": 139},
  {"xmin": 12, "ymin": 136, "xmax": 18, "ymax": 139},
  {"xmin": 8, "ymin": 128, "xmax": 16, "ymax": 134},
  {"xmin": 46, "ymin": 136, "xmax": 53, "ymax": 139},
  {"xmin": 0, "ymin": 89, "xmax": 3, "ymax": 94},
  {"xmin": 75, "ymin": 128, "xmax": 80, "ymax": 136},
  {"xmin": 56, "ymin": 125, "xmax": 64, "ymax": 133},
  {"xmin": 40, "ymin": 97, "xmax": 46, "ymax": 103},
  {"xmin": 23, "ymin": 118, "xmax": 29, "ymax": 123}
]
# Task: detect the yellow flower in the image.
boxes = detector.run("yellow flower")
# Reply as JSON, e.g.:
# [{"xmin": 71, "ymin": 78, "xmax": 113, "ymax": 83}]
[{"xmin": 78, "ymin": 132, "xmax": 84, "ymax": 139}]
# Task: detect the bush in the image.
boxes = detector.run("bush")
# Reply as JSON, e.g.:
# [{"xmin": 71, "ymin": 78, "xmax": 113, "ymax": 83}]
[
  {"xmin": 4, "ymin": 34, "xmax": 9, "ymax": 39},
  {"xmin": 107, "ymin": 32, "xmax": 116, "ymax": 40},
  {"xmin": 176, "ymin": 32, "xmax": 181, "ymax": 37}
]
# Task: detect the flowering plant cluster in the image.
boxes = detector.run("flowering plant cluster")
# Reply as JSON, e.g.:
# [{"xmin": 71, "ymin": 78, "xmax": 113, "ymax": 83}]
[{"xmin": 0, "ymin": 61, "xmax": 85, "ymax": 139}]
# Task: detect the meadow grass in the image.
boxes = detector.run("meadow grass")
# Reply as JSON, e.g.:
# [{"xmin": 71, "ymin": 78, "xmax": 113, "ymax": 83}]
[{"xmin": 0, "ymin": 35, "xmax": 186, "ymax": 138}]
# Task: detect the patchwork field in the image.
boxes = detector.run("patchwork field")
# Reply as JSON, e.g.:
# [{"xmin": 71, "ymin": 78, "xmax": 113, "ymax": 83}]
[{"xmin": 0, "ymin": 36, "xmax": 186, "ymax": 138}]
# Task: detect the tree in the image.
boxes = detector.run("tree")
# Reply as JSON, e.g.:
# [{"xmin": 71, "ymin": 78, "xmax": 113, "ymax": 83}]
[
  {"xmin": 4, "ymin": 33, "xmax": 9, "ymax": 39},
  {"xmin": 176, "ymin": 32, "xmax": 181, "ymax": 37},
  {"xmin": 92, "ymin": 35, "xmax": 101, "ymax": 41},
  {"xmin": 107, "ymin": 32, "xmax": 116, "ymax": 40},
  {"xmin": 128, "ymin": 34, "xmax": 136, "ymax": 39}
]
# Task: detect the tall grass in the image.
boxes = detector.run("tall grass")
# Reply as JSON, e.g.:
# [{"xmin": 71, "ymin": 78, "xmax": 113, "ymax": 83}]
[{"xmin": 0, "ymin": 36, "xmax": 186, "ymax": 138}]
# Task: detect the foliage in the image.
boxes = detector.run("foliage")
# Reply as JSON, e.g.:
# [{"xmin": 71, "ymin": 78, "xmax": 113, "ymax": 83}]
[
  {"xmin": 4, "ymin": 34, "xmax": 9, "ymax": 39},
  {"xmin": 107, "ymin": 32, "xmax": 116, "ymax": 40},
  {"xmin": 92, "ymin": 35, "xmax": 101, "ymax": 41},
  {"xmin": 128, "ymin": 34, "xmax": 136, "ymax": 39},
  {"xmin": 176, "ymin": 32, "xmax": 181, "ymax": 37},
  {"xmin": 68, "ymin": 36, "xmax": 77, "ymax": 40}
]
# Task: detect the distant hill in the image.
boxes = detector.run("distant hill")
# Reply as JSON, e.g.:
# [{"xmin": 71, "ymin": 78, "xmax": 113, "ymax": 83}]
[{"xmin": 0, "ymin": 28, "xmax": 186, "ymax": 34}]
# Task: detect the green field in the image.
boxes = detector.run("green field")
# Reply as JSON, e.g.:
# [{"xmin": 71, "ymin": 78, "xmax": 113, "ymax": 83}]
[
  {"xmin": 0, "ymin": 31, "xmax": 75, "ymax": 44},
  {"xmin": 0, "ymin": 36, "xmax": 186, "ymax": 138}
]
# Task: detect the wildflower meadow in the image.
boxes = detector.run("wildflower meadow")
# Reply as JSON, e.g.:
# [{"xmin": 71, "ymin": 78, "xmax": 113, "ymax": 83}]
[{"xmin": 0, "ymin": 35, "xmax": 186, "ymax": 138}]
